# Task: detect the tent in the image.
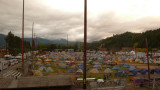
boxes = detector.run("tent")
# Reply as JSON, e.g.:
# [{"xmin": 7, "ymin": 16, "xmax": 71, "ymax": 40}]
[
  {"xmin": 76, "ymin": 69, "xmax": 83, "ymax": 74},
  {"xmin": 140, "ymin": 69, "xmax": 147, "ymax": 75},
  {"xmin": 130, "ymin": 69, "xmax": 139, "ymax": 75},
  {"xmin": 90, "ymin": 68, "xmax": 99, "ymax": 73},
  {"xmin": 119, "ymin": 63, "xmax": 123, "ymax": 66},
  {"xmin": 123, "ymin": 64, "xmax": 130, "ymax": 68},
  {"xmin": 67, "ymin": 68, "xmax": 75, "ymax": 73},
  {"xmin": 52, "ymin": 60, "xmax": 56, "ymax": 62},
  {"xmin": 128, "ymin": 66, "xmax": 136, "ymax": 71},
  {"xmin": 61, "ymin": 64, "xmax": 67, "ymax": 69},
  {"xmin": 104, "ymin": 68, "xmax": 113, "ymax": 73},
  {"xmin": 46, "ymin": 63, "xmax": 51, "ymax": 66},
  {"xmin": 33, "ymin": 70, "xmax": 43, "ymax": 76},
  {"xmin": 115, "ymin": 69, "xmax": 124, "ymax": 76},
  {"xmin": 112, "ymin": 65, "xmax": 120, "ymax": 70},
  {"xmin": 61, "ymin": 57, "xmax": 64, "ymax": 61},
  {"xmin": 38, "ymin": 66, "xmax": 46, "ymax": 71},
  {"xmin": 36, "ymin": 62, "xmax": 41, "ymax": 65},
  {"xmin": 154, "ymin": 68, "xmax": 160, "ymax": 74},
  {"xmin": 107, "ymin": 65, "xmax": 111, "ymax": 68},
  {"xmin": 46, "ymin": 67, "xmax": 54, "ymax": 72},
  {"xmin": 71, "ymin": 65, "xmax": 77, "ymax": 69},
  {"xmin": 93, "ymin": 64, "xmax": 102, "ymax": 70}
]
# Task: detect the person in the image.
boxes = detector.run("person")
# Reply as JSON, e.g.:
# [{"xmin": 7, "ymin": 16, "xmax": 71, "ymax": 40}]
[{"xmin": 103, "ymin": 75, "xmax": 106, "ymax": 81}]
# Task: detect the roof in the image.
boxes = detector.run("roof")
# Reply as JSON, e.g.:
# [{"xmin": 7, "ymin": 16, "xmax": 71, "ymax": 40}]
[{"xmin": 0, "ymin": 75, "xmax": 72, "ymax": 89}]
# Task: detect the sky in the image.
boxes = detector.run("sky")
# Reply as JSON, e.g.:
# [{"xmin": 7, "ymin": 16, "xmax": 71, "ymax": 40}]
[{"xmin": 0, "ymin": 0, "xmax": 160, "ymax": 42}]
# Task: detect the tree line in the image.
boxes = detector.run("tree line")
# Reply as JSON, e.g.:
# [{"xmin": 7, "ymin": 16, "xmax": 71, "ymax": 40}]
[
  {"xmin": 87, "ymin": 28, "xmax": 160, "ymax": 51},
  {"xmin": 5, "ymin": 31, "xmax": 31, "ymax": 55}
]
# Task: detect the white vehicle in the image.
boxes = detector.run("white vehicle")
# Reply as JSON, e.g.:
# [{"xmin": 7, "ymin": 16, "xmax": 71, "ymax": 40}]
[
  {"xmin": 8, "ymin": 59, "xmax": 15, "ymax": 66},
  {"xmin": 4, "ymin": 55, "xmax": 14, "ymax": 60},
  {"xmin": 13, "ymin": 59, "xmax": 19, "ymax": 64},
  {"xmin": 0, "ymin": 60, "xmax": 9, "ymax": 71},
  {"xmin": 15, "ymin": 56, "xmax": 21, "ymax": 60}
]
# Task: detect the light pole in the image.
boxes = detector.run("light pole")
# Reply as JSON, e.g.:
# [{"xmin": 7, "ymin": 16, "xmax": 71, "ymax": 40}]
[
  {"xmin": 32, "ymin": 22, "xmax": 34, "ymax": 63},
  {"xmin": 22, "ymin": 0, "xmax": 24, "ymax": 72},
  {"xmin": 83, "ymin": 0, "xmax": 87, "ymax": 89}
]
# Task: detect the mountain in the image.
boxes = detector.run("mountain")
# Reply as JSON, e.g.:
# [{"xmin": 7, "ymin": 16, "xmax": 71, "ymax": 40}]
[
  {"xmin": 0, "ymin": 34, "xmax": 72, "ymax": 47},
  {"xmin": 88, "ymin": 28, "xmax": 160, "ymax": 50},
  {"xmin": 24, "ymin": 38, "xmax": 71, "ymax": 44},
  {"xmin": 0, "ymin": 34, "xmax": 6, "ymax": 47}
]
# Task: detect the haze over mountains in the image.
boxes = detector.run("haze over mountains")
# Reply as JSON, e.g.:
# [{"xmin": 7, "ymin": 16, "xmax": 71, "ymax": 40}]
[{"xmin": 0, "ymin": 34, "xmax": 71, "ymax": 47}]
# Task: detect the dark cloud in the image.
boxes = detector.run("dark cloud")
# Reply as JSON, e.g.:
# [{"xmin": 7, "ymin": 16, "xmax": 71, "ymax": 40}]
[{"xmin": 0, "ymin": 0, "xmax": 160, "ymax": 42}]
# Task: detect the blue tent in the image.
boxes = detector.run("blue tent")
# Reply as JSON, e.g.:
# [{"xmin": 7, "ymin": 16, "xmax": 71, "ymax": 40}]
[
  {"xmin": 154, "ymin": 68, "xmax": 160, "ymax": 74},
  {"xmin": 46, "ymin": 63, "xmax": 51, "ymax": 66},
  {"xmin": 123, "ymin": 64, "xmax": 130, "ymax": 68},
  {"xmin": 119, "ymin": 63, "xmax": 123, "ymax": 66},
  {"xmin": 67, "ymin": 68, "xmax": 75, "ymax": 73},
  {"xmin": 61, "ymin": 57, "xmax": 64, "ymax": 61},
  {"xmin": 46, "ymin": 67, "xmax": 54, "ymax": 72},
  {"xmin": 122, "ymin": 58, "xmax": 126, "ymax": 61},
  {"xmin": 52, "ymin": 60, "xmax": 56, "ymax": 62},
  {"xmin": 128, "ymin": 66, "xmax": 136, "ymax": 71},
  {"xmin": 130, "ymin": 69, "xmax": 139, "ymax": 75},
  {"xmin": 115, "ymin": 69, "xmax": 124, "ymax": 76},
  {"xmin": 78, "ymin": 65, "xmax": 83, "ymax": 69},
  {"xmin": 140, "ymin": 69, "xmax": 147, "ymax": 75},
  {"xmin": 112, "ymin": 65, "xmax": 120, "ymax": 70},
  {"xmin": 61, "ymin": 64, "xmax": 67, "ymax": 69}
]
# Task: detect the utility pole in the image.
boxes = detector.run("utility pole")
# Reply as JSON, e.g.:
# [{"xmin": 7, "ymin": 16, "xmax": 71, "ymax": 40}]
[
  {"xmin": 22, "ymin": 0, "xmax": 24, "ymax": 72},
  {"xmin": 150, "ymin": 31, "xmax": 153, "ymax": 58},
  {"xmin": 32, "ymin": 22, "xmax": 34, "ymax": 62},
  {"xmin": 83, "ymin": 0, "xmax": 87, "ymax": 89},
  {"xmin": 146, "ymin": 38, "xmax": 150, "ymax": 83},
  {"xmin": 67, "ymin": 34, "xmax": 68, "ymax": 51}
]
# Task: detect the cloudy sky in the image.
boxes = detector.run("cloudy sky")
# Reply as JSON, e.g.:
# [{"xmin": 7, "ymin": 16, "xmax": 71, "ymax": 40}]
[{"xmin": 0, "ymin": 0, "xmax": 160, "ymax": 42}]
